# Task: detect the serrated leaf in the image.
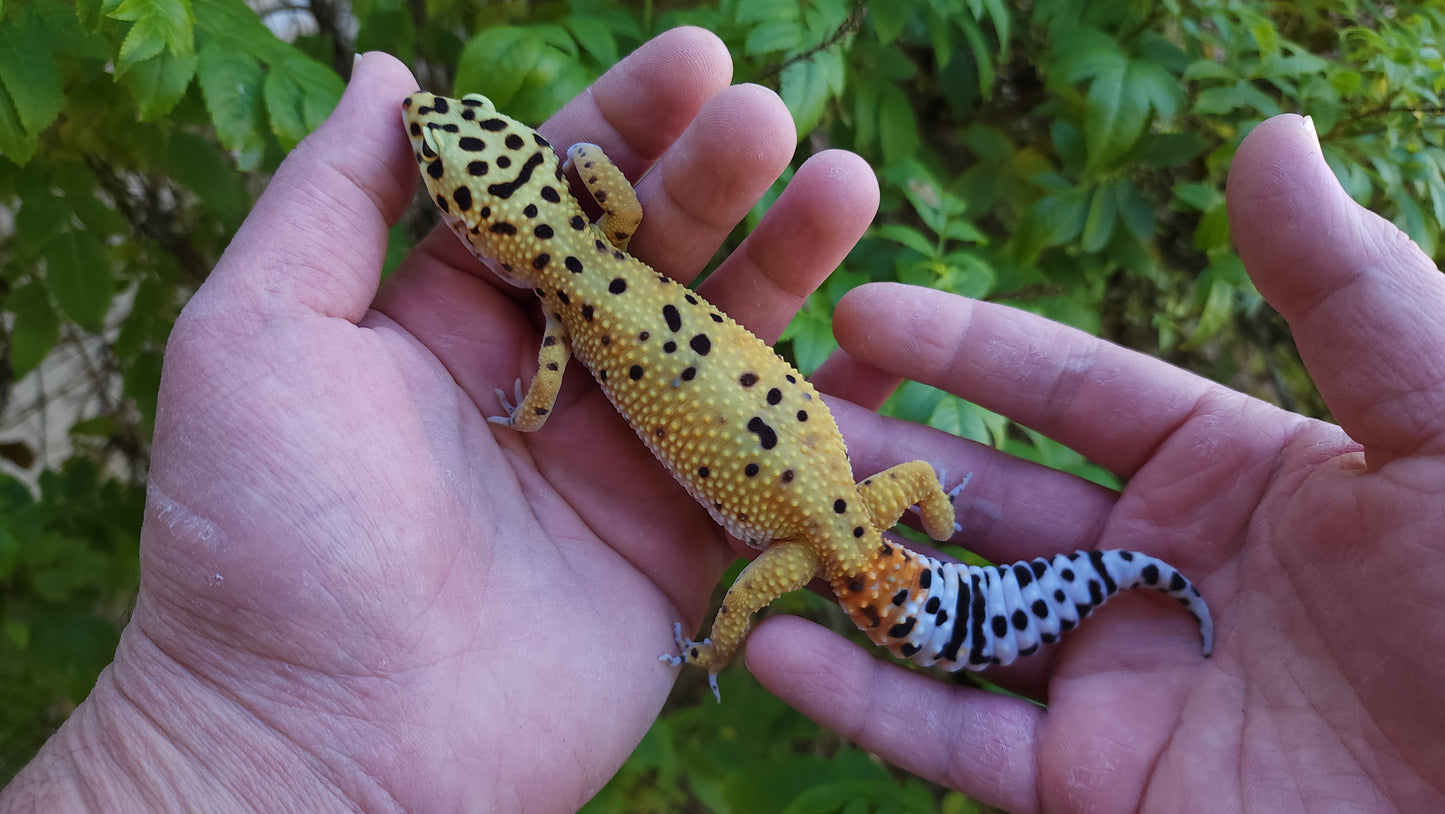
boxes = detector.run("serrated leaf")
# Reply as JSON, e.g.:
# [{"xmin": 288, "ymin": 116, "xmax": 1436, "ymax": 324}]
[
  {"xmin": 0, "ymin": 18, "xmax": 64, "ymax": 136},
  {"xmin": 745, "ymin": 18, "xmax": 803, "ymax": 55},
  {"xmin": 193, "ymin": 0, "xmax": 293, "ymax": 65},
  {"xmin": 263, "ymin": 57, "xmax": 343, "ymax": 150},
  {"xmin": 562, "ymin": 15, "xmax": 618, "ymax": 67},
  {"xmin": 0, "ymin": 86, "xmax": 38, "ymax": 164},
  {"xmin": 869, "ymin": 0, "xmax": 909, "ymax": 44},
  {"xmin": 874, "ymin": 223, "xmax": 935, "ymax": 256},
  {"xmin": 1052, "ymin": 27, "xmax": 1123, "ymax": 84},
  {"xmin": 1083, "ymin": 60, "xmax": 1148, "ymax": 171},
  {"xmin": 124, "ymin": 47, "xmax": 197, "ymax": 119},
  {"xmin": 877, "ymin": 81, "xmax": 918, "ymax": 164},
  {"xmin": 44, "ymin": 230, "xmax": 114, "ymax": 331},
  {"xmin": 197, "ymin": 42, "xmax": 264, "ymax": 156},
  {"xmin": 110, "ymin": 0, "xmax": 196, "ymax": 74},
  {"xmin": 1080, "ymin": 183, "xmax": 1116, "ymax": 252},
  {"xmin": 9, "ymin": 283, "xmax": 60, "ymax": 377},
  {"xmin": 780, "ymin": 55, "xmax": 835, "ymax": 139}
]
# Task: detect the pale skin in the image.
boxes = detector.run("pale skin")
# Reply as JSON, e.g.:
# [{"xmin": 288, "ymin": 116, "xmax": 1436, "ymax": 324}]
[{"xmin": 2, "ymin": 26, "xmax": 1441, "ymax": 814}]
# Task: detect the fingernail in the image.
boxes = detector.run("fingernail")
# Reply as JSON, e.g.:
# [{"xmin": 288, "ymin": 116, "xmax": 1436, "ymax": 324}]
[{"xmin": 1302, "ymin": 114, "xmax": 1321, "ymax": 150}]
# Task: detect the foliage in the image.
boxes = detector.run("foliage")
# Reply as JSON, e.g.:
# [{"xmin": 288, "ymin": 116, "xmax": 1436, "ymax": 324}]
[{"xmin": 2, "ymin": 0, "xmax": 1443, "ymax": 805}]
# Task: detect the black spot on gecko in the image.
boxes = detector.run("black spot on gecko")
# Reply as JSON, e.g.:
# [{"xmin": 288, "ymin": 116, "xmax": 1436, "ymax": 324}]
[
  {"xmin": 505, "ymin": 134, "xmax": 524, "ymax": 150},
  {"xmin": 663, "ymin": 305, "xmax": 682, "ymax": 332},
  {"xmin": 767, "ymin": 388, "xmax": 782, "ymax": 405},
  {"xmin": 638, "ymin": 331, "xmax": 649, "ymax": 341},
  {"xmin": 410, "ymin": 121, "xmax": 422, "ymax": 136},
  {"xmin": 496, "ymin": 156, "xmax": 511, "ymax": 169},
  {"xmin": 663, "ymin": 341, "xmax": 677, "ymax": 353},
  {"xmin": 738, "ymin": 372, "xmax": 759, "ymax": 387},
  {"xmin": 785, "ymin": 374, "xmax": 797, "ymax": 383},
  {"xmin": 900, "ymin": 643, "xmax": 920, "ymax": 658},
  {"xmin": 439, "ymin": 123, "xmax": 460, "ymax": 133},
  {"xmin": 488, "ymin": 222, "xmax": 516, "ymax": 235},
  {"xmin": 1031, "ymin": 599, "xmax": 1049, "ymax": 618},
  {"xmin": 689, "ymin": 335, "xmax": 711, "ymax": 355},
  {"xmin": 565, "ymin": 256, "xmax": 583, "ymax": 274},
  {"xmin": 710, "ymin": 313, "xmax": 724, "ymax": 323},
  {"xmin": 861, "ymin": 605, "xmax": 881, "ymax": 628},
  {"xmin": 532, "ymin": 224, "xmax": 554, "ymax": 240},
  {"xmin": 431, "ymin": 97, "xmax": 449, "ymax": 113},
  {"xmin": 522, "ymin": 204, "xmax": 537, "ymax": 218},
  {"xmin": 629, "ymin": 365, "xmax": 644, "ymax": 381},
  {"xmin": 545, "ymin": 362, "xmax": 558, "ymax": 371},
  {"xmin": 609, "ymin": 278, "xmax": 627, "ymax": 294},
  {"xmin": 848, "ymin": 577, "xmax": 864, "ymax": 592},
  {"xmin": 426, "ymin": 161, "xmax": 444, "ymax": 180},
  {"xmin": 685, "ymin": 294, "xmax": 698, "ymax": 305},
  {"xmin": 680, "ymin": 367, "xmax": 696, "ymax": 381},
  {"xmin": 541, "ymin": 187, "xmax": 561, "ymax": 203},
  {"xmin": 467, "ymin": 161, "xmax": 488, "ymax": 176},
  {"xmin": 891, "ymin": 589, "xmax": 908, "ymax": 606},
  {"xmin": 991, "ymin": 616, "xmax": 1008, "ymax": 637},
  {"xmin": 486, "ymin": 151, "xmax": 544, "ymax": 200},
  {"xmin": 570, "ymin": 215, "xmax": 586, "ymax": 230},
  {"xmin": 698, "ymin": 467, "xmax": 709, "ymax": 478},
  {"xmin": 796, "ymin": 411, "xmax": 808, "ymax": 422},
  {"xmin": 542, "ymin": 336, "xmax": 559, "ymax": 347},
  {"xmin": 555, "ymin": 291, "xmax": 570, "ymax": 306},
  {"xmin": 532, "ymin": 253, "xmax": 550, "ymax": 270},
  {"xmin": 888, "ymin": 617, "xmax": 916, "ymax": 638},
  {"xmin": 780, "ymin": 469, "xmax": 793, "ymax": 483},
  {"xmin": 833, "ymin": 499, "xmax": 847, "ymax": 513},
  {"xmin": 745, "ymin": 463, "xmax": 760, "ymax": 477},
  {"xmin": 533, "ymin": 133, "xmax": 549, "ymax": 148},
  {"xmin": 581, "ymin": 305, "xmax": 594, "ymax": 322},
  {"xmin": 1011, "ymin": 609, "xmax": 1029, "ymax": 630},
  {"xmin": 925, "ymin": 596, "xmax": 940, "ymax": 613},
  {"xmin": 746, "ymin": 417, "xmax": 777, "ymax": 449},
  {"xmin": 434, "ymin": 194, "xmax": 449, "ymax": 212},
  {"xmin": 1013, "ymin": 563, "xmax": 1033, "ymax": 588},
  {"xmin": 855, "ymin": 527, "xmax": 865, "ymax": 538}
]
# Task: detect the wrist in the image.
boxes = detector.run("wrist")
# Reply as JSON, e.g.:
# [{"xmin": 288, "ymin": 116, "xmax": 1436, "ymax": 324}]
[{"xmin": 0, "ymin": 619, "xmax": 357, "ymax": 812}]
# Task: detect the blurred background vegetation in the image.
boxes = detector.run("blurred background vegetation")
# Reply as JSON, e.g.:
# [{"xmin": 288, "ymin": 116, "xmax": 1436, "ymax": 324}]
[{"xmin": 2, "ymin": 0, "xmax": 1443, "ymax": 809}]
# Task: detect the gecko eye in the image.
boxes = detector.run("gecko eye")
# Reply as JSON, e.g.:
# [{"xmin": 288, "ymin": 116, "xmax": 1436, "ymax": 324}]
[{"xmin": 414, "ymin": 124, "xmax": 441, "ymax": 160}]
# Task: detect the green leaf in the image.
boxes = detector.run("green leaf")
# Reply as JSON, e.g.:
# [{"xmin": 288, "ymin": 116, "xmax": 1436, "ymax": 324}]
[
  {"xmin": 264, "ymin": 57, "xmax": 343, "ymax": 150},
  {"xmin": 123, "ymin": 47, "xmax": 198, "ymax": 120},
  {"xmin": 877, "ymin": 82, "xmax": 918, "ymax": 164},
  {"xmin": 0, "ymin": 17, "xmax": 64, "ymax": 136},
  {"xmin": 1083, "ymin": 60, "xmax": 1149, "ymax": 171},
  {"xmin": 8, "ymin": 283, "xmax": 60, "ymax": 377},
  {"xmin": 44, "ymin": 231, "xmax": 114, "ymax": 331},
  {"xmin": 0, "ymin": 87, "xmax": 38, "ymax": 165},
  {"xmin": 197, "ymin": 41, "xmax": 265, "ymax": 158},
  {"xmin": 455, "ymin": 26, "xmax": 588, "ymax": 123},
  {"xmin": 1080, "ymin": 183, "xmax": 1117, "ymax": 252},
  {"xmin": 780, "ymin": 51, "xmax": 841, "ymax": 139},
  {"xmin": 869, "ymin": 1, "xmax": 910, "ymax": 44},
  {"xmin": 109, "ymin": 0, "xmax": 196, "ymax": 74},
  {"xmin": 874, "ymin": 223, "xmax": 936, "ymax": 257}
]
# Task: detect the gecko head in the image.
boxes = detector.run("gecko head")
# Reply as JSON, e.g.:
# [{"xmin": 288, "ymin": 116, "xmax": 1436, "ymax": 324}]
[{"xmin": 401, "ymin": 92, "xmax": 566, "ymax": 289}]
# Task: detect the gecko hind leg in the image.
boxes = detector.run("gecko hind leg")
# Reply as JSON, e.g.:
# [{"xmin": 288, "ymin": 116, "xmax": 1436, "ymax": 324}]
[
  {"xmin": 856, "ymin": 460, "xmax": 959, "ymax": 542},
  {"xmin": 566, "ymin": 143, "xmax": 642, "ymax": 250},
  {"xmin": 661, "ymin": 539, "xmax": 821, "ymax": 702}
]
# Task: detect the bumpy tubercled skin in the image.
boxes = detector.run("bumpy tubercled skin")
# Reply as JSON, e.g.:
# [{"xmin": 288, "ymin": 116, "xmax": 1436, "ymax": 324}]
[{"xmin": 402, "ymin": 92, "xmax": 1213, "ymax": 700}]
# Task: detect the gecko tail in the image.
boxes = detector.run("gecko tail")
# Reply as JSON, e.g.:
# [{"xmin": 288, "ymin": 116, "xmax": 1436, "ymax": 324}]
[{"xmin": 840, "ymin": 548, "xmax": 1212, "ymax": 671}]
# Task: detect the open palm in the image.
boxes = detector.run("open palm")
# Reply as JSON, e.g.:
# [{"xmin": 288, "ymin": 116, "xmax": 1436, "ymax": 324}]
[
  {"xmin": 5, "ymin": 32, "xmax": 879, "ymax": 813},
  {"xmin": 747, "ymin": 114, "xmax": 1445, "ymax": 812}
]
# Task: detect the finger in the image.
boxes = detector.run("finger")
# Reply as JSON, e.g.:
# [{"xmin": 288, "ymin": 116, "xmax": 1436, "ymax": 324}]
[
  {"xmin": 1227, "ymin": 114, "xmax": 1445, "ymax": 461},
  {"xmin": 541, "ymin": 26, "xmax": 734, "ymax": 179},
  {"xmin": 831, "ymin": 283, "xmax": 1225, "ymax": 478},
  {"xmin": 698, "ymin": 149, "xmax": 879, "ymax": 342},
  {"xmin": 827, "ymin": 397, "xmax": 1118, "ymax": 561},
  {"xmin": 746, "ymin": 616, "xmax": 1043, "ymax": 814},
  {"xmin": 629, "ymin": 84, "xmax": 798, "ymax": 287},
  {"xmin": 200, "ymin": 52, "xmax": 420, "ymax": 323},
  {"xmin": 809, "ymin": 349, "xmax": 900, "ymax": 411}
]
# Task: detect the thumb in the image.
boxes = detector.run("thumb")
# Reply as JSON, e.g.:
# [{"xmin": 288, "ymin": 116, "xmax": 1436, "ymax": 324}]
[
  {"xmin": 1227, "ymin": 114, "xmax": 1445, "ymax": 462},
  {"xmin": 200, "ymin": 52, "xmax": 419, "ymax": 323}
]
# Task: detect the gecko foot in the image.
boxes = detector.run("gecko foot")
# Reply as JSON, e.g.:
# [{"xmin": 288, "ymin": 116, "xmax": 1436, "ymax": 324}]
[
  {"xmin": 485, "ymin": 379, "xmax": 527, "ymax": 426},
  {"xmin": 658, "ymin": 621, "xmax": 722, "ymax": 702}
]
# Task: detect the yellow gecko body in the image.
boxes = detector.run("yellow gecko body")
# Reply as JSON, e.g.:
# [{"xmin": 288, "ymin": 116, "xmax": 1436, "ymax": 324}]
[{"xmin": 403, "ymin": 92, "xmax": 1212, "ymax": 700}]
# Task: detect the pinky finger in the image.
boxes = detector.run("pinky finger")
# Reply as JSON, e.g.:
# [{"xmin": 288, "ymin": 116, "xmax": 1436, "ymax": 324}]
[{"xmin": 745, "ymin": 615, "xmax": 1043, "ymax": 813}]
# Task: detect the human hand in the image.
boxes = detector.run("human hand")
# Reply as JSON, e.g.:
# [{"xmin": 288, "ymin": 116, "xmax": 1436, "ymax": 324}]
[
  {"xmin": 0, "ymin": 29, "xmax": 882, "ymax": 812},
  {"xmin": 747, "ymin": 114, "xmax": 1445, "ymax": 812}
]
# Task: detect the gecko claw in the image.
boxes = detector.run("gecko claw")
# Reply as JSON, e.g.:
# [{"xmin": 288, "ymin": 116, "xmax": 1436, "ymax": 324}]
[{"xmin": 487, "ymin": 380, "xmax": 526, "ymax": 425}]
